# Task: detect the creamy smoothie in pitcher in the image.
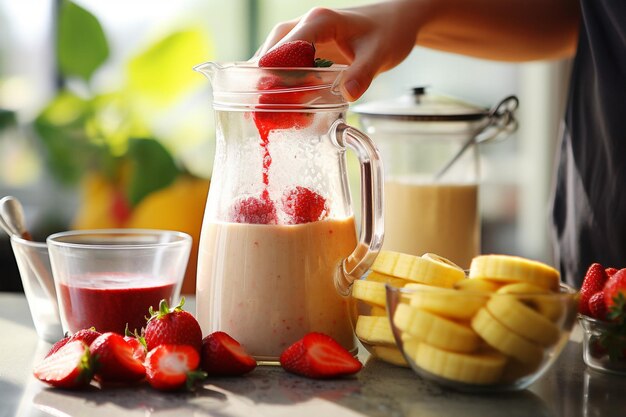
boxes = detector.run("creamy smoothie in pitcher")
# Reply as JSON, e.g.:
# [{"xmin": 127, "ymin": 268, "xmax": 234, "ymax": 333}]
[
  {"xmin": 196, "ymin": 217, "xmax": 358, "ymax": 360},
  {"xmin": 383, "ymin": 181, "xmax": 479, "ymax": 269}
]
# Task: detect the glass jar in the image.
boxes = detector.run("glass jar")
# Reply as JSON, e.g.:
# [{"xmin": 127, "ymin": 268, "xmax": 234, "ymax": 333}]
[{"xmin": 353, "ymin": 88, "xmax": 518, "ymax": 269}]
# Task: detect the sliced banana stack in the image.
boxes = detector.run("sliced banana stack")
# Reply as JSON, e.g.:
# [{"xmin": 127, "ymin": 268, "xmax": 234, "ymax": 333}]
[
  {"xmin": 352, "ymin": 251, "xmax": 466, "ymax": 367},
  {"xmin": 469, "ymin": 254, "xmax": 560, "ymax": 291},
  {"xmin": 378, "ymin": 253, "xmax": 568, "ymax": 386}
]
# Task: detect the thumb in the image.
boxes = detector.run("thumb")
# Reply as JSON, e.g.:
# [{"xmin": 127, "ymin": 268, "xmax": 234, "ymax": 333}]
[{"xmin": 339, "ymin": 47, "xmax": 381, "ymax": 102}]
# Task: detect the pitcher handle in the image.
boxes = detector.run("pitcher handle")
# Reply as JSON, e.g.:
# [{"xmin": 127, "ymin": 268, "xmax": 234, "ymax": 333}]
[{"xmin": 332, "ymin": 121, "xmax": 385, "ymax": 295}]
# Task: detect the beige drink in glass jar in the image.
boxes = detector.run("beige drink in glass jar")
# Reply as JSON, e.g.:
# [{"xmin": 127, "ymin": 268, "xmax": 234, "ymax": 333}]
[
  {"xmin": 354, "ymin": 89, "xmax": 518, "ymax": 270},
  {"xmin": 384, "ymin": 179, "xmax": 479, "ymax": 269}
]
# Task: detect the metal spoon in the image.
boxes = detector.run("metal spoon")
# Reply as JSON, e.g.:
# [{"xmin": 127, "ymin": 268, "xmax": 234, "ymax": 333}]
[
  {"xmin": 434, "ymin": 95, "xmax": 519, "ymax": 181},
  {"xmin": 0, "ymin": 195, "xmax": 57, "ymax": 304},
  {"xmin": 0, "ymin": 196, "xmax": 32, "ymax": 240}
]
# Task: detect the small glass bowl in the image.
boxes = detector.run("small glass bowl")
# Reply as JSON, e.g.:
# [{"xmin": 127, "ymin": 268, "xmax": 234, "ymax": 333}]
[
  {"xmin": 579, "ymin": 314, "xmax": 626, "ymax": 375},
  {"xmin": 386, "ymin": 283, "xmax": 578, "ymax": 392}
]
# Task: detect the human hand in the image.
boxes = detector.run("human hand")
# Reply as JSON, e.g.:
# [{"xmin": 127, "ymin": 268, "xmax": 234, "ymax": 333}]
[{"xmin": 256, "ymin": 2, "xmax": 424, "ymax": 101}]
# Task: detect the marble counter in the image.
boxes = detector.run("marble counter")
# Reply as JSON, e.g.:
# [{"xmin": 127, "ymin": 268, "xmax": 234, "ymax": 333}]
[{"xmin": 1, "ymin": 293, "xmax": 624, "ymax": 417}]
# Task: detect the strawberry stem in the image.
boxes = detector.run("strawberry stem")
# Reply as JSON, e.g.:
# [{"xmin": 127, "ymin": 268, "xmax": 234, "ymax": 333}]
[
  {"xmin": 314, "ymin": 58, "xmax": 333, "ymax": 67},
  {"xmin": 185, "ymin": 370, "xmax": 208, "ymax": 391}
]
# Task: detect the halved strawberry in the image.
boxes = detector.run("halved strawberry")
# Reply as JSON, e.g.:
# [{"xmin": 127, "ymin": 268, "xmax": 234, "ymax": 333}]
[
  {"xmin": 280, "ymin": 332, "xmax": 362, "ymax": 379},
  {"xmin": 200, "ymin": 332, "xmax": 257, "ymax": 376},
  {"xmin": 34, "ymin": 340, "xmax": 94, "ymax": 389},
  {"xmin": 282, "ymin": 186, "xmax": 328, "ymax": 224},
  {"xmin": 144, "ymin": 298, "xmax": 203, "ymax": 353},
  {"xmin": 70, "ymin": 327, "xmax": 101, "ymax": 346},
  {"xmin": 90, "ymin": 332, "xmax": 145, "ymax": 383},
  {"xmin": 45, "ymin": 328, "xmax": 101, "ymax": 358},
  {"xmin": 123, "ymin": 324, "xmax": 147, "ymax": 362},
  {"xmin": 579, "ymin": 263, "xmax": 608, "ymax": 316},
  {"xmin": 145, "ymin": 344, "xmax": 206, "ymax": 391},
  {"xmin": 45, "ymin": 336, "xmax": 70, "ymax": 359}
]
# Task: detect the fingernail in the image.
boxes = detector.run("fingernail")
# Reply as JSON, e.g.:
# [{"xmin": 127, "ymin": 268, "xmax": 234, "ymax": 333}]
[{"xmin": 342, "ymin": 79, "xmax": 361, "ymax": 101}]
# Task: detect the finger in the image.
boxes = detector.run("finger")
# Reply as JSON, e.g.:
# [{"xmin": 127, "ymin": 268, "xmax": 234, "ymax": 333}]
[
  {"xmin": 339, "ymin": 40, "xmax": 382, "ymax": 101},
  {"xmin": 278, "ymin": 7, "xmax": 349, "ymax": 47},
  {"xmin": 257, "ymin": 18, "xmax": 300, "ymax": 57}
]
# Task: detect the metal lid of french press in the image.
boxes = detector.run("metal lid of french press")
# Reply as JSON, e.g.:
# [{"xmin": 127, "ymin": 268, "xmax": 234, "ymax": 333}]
[{"xmin": 352, "ymin": 87, "xmax": 492, "ymax": 122}]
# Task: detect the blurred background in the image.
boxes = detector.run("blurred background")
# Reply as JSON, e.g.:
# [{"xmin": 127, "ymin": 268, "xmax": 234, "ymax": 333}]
[{"xmin": 0, "ymin": 0, "xmax": 572, "ymax": 292}]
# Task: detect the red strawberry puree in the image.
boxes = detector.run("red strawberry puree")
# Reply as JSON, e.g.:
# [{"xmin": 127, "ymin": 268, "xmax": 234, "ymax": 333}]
[{"xmin": 58, "ymin": 274, "xmax": 175, "ymax": 334}]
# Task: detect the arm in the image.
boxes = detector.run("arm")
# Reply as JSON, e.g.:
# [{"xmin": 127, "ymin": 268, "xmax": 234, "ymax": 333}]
[{"xmin": 258, "ymin": 0, "xmax": 580, "ymax": 101}]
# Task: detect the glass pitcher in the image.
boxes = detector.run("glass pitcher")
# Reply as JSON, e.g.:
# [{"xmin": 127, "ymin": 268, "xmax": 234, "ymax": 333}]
[{"xmin": 194, "ymin": 62, "xmax": 384, "ymax": 361}]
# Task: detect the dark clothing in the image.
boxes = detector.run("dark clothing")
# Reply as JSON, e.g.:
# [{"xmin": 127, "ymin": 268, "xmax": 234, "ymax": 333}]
[{"xmin": 552, "ymin": 1, "xmax": 626, "ymax": 287}]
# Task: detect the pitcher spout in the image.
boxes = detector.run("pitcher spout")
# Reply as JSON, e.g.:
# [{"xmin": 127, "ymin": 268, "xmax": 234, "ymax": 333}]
[{"xmin": 193, "ymin": 61, "xmax": 223, "ymax": 84}]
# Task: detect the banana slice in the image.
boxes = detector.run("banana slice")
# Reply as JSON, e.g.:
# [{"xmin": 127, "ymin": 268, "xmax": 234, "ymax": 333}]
[
  {"xmin": 371, "ymin": 251, "xmax": 465, "ymax": 288},
  {"xmin": 366, "ymin": 271, "xmax": 409, "ymax": 288},
  {"xmin": 496, "ymin": 283, "xmax": 563, "ymax": 322},
  {"xmin": 422, "ymin": 253, "xmax": 464, "ymax": 271},
  {"xmin": 469, "ymin": 255, "xmax": 560, "ymax": 291},
  {"xmin": 355, "ymin": 315, "xmax": 395, "ymax": 346},
  {"xmin": 412, "ymin": 343, "xmax": 507, "ymax": 385},
  {"xmin": 404, "ymin": 283, "xmax": 488, "ymax": 320},
  {"xmin": 471, "ymin": 307, "xmax": 544, "ymax": 366},
  {"xmin": 352, "ymin": 279, "xmax": 387, "ymax": 307},
  {"xmin": 454, "ymin": 278, "xmax": 501, "ymax": 293},
  {"xmin": 394, "ymin": 303, "xmax": 479, "ymax": 353},
  {"xmin": 371, "ymin": 345, "xmax": 408, "ymax": 367},
  {"xmin": 486, "ymin": 295, "xmax": 560, "ymax": 347},
  {"xmin": 370, "ymin": 306, "xmax": 387, "ymax": 316}
]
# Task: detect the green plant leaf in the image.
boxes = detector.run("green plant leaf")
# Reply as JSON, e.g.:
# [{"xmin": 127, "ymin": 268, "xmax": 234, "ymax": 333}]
[
  {"xmin": 127, "ymin": 28, "xmax": 212, "ymax": 107},
  {"xmin": 34, "ymin": 91, "xmax": 106, "ymax": 184},
  {"xmin": 125, "ymin": 138, "xmax": 181, "ymax": 206},
  {"xmin": 0, "ymin": 109, "xmax": 17, "ymax": 131},
  {"xmin": 57, "ymin": 0, "xmax": 109, "ymax": 82}
]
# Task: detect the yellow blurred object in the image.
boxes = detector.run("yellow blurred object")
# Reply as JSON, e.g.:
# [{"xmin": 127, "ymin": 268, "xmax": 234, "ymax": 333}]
[
  {"xmin": 73, "ymin": 174, "xmax": 209, "ymax": 294},
  {"xmin": 73, "ymin": 173, "xmax": 126, "ymax": 229},
  {"xmin": 127, "ymin": 175, "xmax": 209, "ymax": 294}
]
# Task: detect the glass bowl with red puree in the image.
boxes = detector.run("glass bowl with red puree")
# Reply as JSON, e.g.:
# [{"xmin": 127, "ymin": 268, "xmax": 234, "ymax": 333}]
[{"xmin": 47, "ymin": 229, "xmax": 191, "ymax": 335}]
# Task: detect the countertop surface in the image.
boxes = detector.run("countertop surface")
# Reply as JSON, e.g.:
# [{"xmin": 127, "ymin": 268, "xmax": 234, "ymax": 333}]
[{"xmin": 1, "ymin": 293, "xmax": 625, "ymax": 417}]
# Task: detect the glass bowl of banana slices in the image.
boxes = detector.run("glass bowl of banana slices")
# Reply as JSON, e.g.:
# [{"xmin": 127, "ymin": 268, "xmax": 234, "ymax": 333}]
[
  {"xmin": 383, "ymin": 253, "xmax": 578, "ymax": 392},
  {"xmin": 350, "ymin": 252, "xmax": 467, "ymax": 367}
]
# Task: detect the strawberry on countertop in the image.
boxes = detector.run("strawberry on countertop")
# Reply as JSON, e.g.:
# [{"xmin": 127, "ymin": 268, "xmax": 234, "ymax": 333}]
[
  {"xmin": 200, "ymin": 332, "xmax": 257, "ymax": 376},
  {"xmin": 45, "ymin": 328, "xmax": 102, "ymax": 359},
  {"xmin": 34, "ymin": 340, "xmax": 94, "ymax": 389},
  {"xmin": 144, "ymin": 298, "xmax": 203, "ymax": 353},
  {"xmin": 280, "ymin": 332, "xmax": 362, "ymax": 379},
  {"xmin": 145, "ymin": 344, "xmax": 206, "ymax": 391},
  {"xmin": 90, "ymin": 332, "xmax": 146, "ymax": 383},
  {"xmin": 124, "ymin": 325, "xmax": 147, "ymax": 362}
]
